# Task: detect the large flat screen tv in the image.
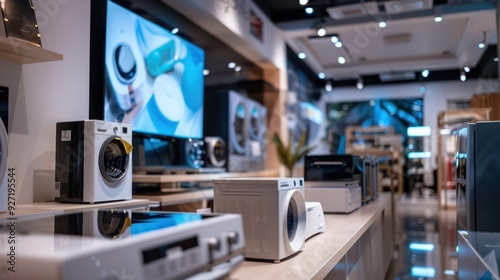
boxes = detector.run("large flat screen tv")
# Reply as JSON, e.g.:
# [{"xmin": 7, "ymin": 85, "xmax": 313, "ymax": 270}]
[{"xmin": 90, "ymin": 0, "xmax": 205, "ymax": 140}]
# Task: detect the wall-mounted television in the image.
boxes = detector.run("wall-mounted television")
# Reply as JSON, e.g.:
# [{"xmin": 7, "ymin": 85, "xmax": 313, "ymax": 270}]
[{"xmin": 89, "ymin": 0, "xmax": 205, "ymax": 140}]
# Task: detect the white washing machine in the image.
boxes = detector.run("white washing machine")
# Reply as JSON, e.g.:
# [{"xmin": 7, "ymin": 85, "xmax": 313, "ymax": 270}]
[
  {"xmin": 55, "ymin": 120, "xmax": 133, "ymax": 203},
  {"xmin": 213, "ymin": 177, "xmax": 307, "ymax": 263},
  {"xmin": 0, "ymin": 120, "xmax": 7, "ymax": 212},
  {"xmin": 246, "ymin": 98, "xmax": 267, "ymax": 171}
]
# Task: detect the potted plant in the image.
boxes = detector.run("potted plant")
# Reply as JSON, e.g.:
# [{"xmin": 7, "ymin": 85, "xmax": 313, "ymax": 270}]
[{"xmin": 272, "ymin": 131, "xmax": 315, "ymax": 177}]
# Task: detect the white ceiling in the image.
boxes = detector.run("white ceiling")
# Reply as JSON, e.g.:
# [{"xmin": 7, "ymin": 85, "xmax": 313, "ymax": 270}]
[{"xmin": 284, "ymin": 8, "xmax": 497, "ymax": 81}]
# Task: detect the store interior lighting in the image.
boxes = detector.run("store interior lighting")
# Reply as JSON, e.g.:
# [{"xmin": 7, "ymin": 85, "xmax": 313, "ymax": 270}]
[
  {"xmin": 421, "ymin": 69, "xmax": 429, "ymax": 78},
  {"xmin": 338, "ymin": 56, "xmax": 346, "ymax": 64},
  {"xmin": 317, "ymin": 27, "xmax": 326, "ymax": 37},
  {"xmin": 334, "ymin": 41, "xmax": 342, "ymax": 48},
  {"xmin": 325, "ymin": 80, "xmax": 333, "ymax": 92},
  {"xmin": 171, "ymin": 27, "xmax": 179, "ymax": 34},
  {"xmin": 434, "ymin": 7, "xmax": 442, "ymax": 22},
  {"xmin": 305, "ymin": 7, "xmax": 314, "ymax": 14},
  {"xmin": 478, "ymin": 31, "xmax": 486, "ymax": 48},
  {"xmin": 460, "ymin": 70, "xmax": 466, "ymax": 81},
  {"xmin": 298, "ymin": 52, "xmax": 306, "ymax": 59},
  {"xmin": 299, "ymin": 0, "xmax": 308, "ymax": 5},
  {"xmin": 330, "ymin": 35, "xmax": 339, "ymax": 43},
  {"xmin": 463, "ymin": 66, "xmax": 470, "ymax": 73},
  {"xmin": 356, "ymin": 77, "xmax": 364, "ymax": 89}
]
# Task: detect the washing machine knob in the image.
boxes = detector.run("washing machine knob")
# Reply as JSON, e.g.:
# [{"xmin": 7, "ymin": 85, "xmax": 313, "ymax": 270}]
[
  {"xmin": 207, "ymin": 237, "xmax": 221, "ymax": 251},
  {"xmin": 227, "ymin": 231, "xmax": 239, "ymax": 245}
]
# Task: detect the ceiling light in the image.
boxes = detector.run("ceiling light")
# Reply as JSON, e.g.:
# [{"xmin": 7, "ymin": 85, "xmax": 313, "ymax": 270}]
[
  {"xmin": 434, "ymin": 6, "xmax": 442, "ymax": 22},
  {"xmin": 356, "ymin": 77, "xmax": 364, "ymax": 89},
  {"xmin": 378, "ymin": 20, "xmax": 387, "ymax": 28},
  {"xmin": 330, "ymin": 35, "xmax": 339, "ymax": 43},
  {"xmin": 228, "ymin": 62, "xmax": 236, "ymax": 69},
  {"xmin": 171, "ymin": 27, "xmax": 179, "ymax": 34},
  {"xmin": 299, "ymin": 0, "xmax": 309, "ymax": 5},
  {"xmin": 318, "ymin": 72, "xmax": 326, "ymax": 79},
  {"xmin": 234, "ymin": 65, "xmax": 242, "ymax": 72},
  {"xmin": 463, "ymin": 66, "xmax": 470, "ymax": 73},
  {"xmin": 203, "ymin": 69, "xmax": 210, "ymax": 76},
  {"xmin": 305, "ymin": 7, "xmax": 314, "ymax": 14},
  {"xmin": 298, "ymin": 52, "xmax": 306, "ymax": 59},
  {"xmin": 338, "ymin": 56, "xmax": 346, "ymax": 64},
  {"xmin": 460, "ymin": 70, "xmax": 466, "ymax": 82},
  {"xmin": 325, "ymin": 80, "xmax": 333, "ymax": 92},
  {"xmin": 495, "ymin": 57, "xmax": 499, "ymax": 62},
  {"xmin": 334, "ymin": 41, "xmax": 342, "ymax": 48},
  {"xmin": 421, "ymin": 70, "xmax": 429, "ymax": 78},
  {"xmin": 478, "ymin": 31, "xmax": 486, "ymax": 48},
  {"xmin": 317, "ymin": 27, "xmax": 326, "ymax": 37}
]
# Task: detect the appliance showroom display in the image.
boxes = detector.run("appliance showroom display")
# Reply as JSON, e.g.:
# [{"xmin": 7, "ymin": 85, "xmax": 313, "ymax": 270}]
[
  {"xmin": 204, "ymin": 136, "xmax": 227, "ymax": 168},
  {"xmin": 213, "ymin": 177, "xmax": 307, "ymax": 263},
  {"xmin": 204, "ymin": 90, "xmax": 267, "ymax": 172},
  {"xmin": 0, "ymin": 209, "xmax": 245, "ymax": 280},
  {"xmin": 55, "ymin": 120, "xmax": 133, "ymax": 203},
  {"xmin": 305, "ymin": 201, "xmax": 325, "ymax": 240},
  {"xmin": 246, "ymin": 98, "xmax": 267, "ymax": 171}
]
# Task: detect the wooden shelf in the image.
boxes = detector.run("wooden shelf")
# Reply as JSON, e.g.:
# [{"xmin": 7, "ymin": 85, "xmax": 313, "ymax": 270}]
[
  {"xmin": 0, "ymin": 36, "xmax": 63, "ymax": 64},
  {"xmin": 134, "ymin": 189, "xmax": 213, "ymax": 207},
  {"xmin": 132, "ymin": 169, "xmax": 280, "ymax": 184}
]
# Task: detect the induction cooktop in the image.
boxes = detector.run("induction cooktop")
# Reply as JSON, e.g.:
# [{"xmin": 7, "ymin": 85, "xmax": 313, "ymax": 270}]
[{"xmin": 0, "ymin": 209, "xmax": 245, "ymax": 280}]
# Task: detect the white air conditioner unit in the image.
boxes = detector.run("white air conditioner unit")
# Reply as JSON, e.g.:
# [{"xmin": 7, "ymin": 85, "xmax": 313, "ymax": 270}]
[{"xmin": 326, "ymin": 2, "xmax": 379, "ymax": 20}]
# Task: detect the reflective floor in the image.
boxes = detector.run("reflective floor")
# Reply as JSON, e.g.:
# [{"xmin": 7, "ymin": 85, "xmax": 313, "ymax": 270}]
[{"xmin": 386, "ymin": 189, "xmax": 458, "ymax": 280}]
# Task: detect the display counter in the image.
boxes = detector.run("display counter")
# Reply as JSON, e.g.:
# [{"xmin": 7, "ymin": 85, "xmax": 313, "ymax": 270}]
[
  {"xmin": 232, "ymin": 193, "xmax": 394, "ymax": 279},
  {"xmin": 457, "ymin": 231, "xmax": 500, "ymax": 279}
]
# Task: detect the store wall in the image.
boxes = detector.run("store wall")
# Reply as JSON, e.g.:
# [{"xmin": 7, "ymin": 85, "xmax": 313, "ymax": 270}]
[
  {"xmin": 318, "ymin": 79, "xmax": 500, "ymax": 172},
  {"xmin": 0, "ymin": 0, "xmax": 91, "ymax": 204}
]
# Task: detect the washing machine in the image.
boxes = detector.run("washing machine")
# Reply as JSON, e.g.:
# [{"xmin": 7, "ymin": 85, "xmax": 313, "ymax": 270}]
[
  {"xmin": 246, "ymin": 98, "xmax": 267, "ymax": 171},
  {"xmin": 55, "ymin": 120, "xmax": 133, "ymax": 203},
  {"xmin": 204, "ymin": 90, "xmax": 249, "ymax": 172},
  {"xmin": 0, "ymin": 120, "xmax": 7, "ymax": 212},
  {"xmin": 213, "ymin": 177, "xmax": 307, "ymax": 262}
]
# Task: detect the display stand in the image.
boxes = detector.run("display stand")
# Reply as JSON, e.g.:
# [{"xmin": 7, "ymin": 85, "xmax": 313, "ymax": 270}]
[
  {"xmin": 0, "ymin": 36, "xmax": 63, "ymax": 64},
  {"xmin": 437, "ymin": 108, "xmax": 491, "ymax": 209}
]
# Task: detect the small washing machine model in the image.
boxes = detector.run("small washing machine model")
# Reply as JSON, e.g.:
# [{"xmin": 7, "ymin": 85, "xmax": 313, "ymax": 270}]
[
  {"xmin": 55, "ymin": 120, "xmax": 133, "ymax": 203},
  {"xmin": 214, "ymin": 177, "xmax": 307, "ymax": 263},
  {"xmin": 0, "ymin": 120, "xmax": 7, "ymax": 212}
]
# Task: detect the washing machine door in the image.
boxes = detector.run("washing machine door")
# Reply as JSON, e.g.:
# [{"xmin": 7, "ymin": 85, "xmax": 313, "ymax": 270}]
[
  {"xmin": 99, "ymin": 136, "xmax": 132, "ymax": 184},
  {"xmin": 283, "ymin": 189, "xmax": 307, "ymax": 253}
]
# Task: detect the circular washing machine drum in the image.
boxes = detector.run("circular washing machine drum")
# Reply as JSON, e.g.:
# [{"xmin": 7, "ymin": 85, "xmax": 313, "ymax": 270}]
[
  {"xmin": 99, "ymin": 136, "xmax": 131, "ymax": 185},
  {"xmin": 98, "ymin": 210, "xmax": 132, "ymax": 240},
  {"xmin": 283, "ymin": 189, "xmax": 307, "ymax": 254},
  {"xmin": 231, "ymin": 102, "xmax": 247, "ymax": 155}
]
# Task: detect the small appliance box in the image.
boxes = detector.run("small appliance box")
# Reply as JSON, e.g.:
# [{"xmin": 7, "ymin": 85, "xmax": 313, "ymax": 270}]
[
  {"xmin": 305, "ymin": 182, "xmax": 361, "ymax": 214},
  {"xmin": 305, "ymin": 201, "xmax": 325, "ymax": 240}
]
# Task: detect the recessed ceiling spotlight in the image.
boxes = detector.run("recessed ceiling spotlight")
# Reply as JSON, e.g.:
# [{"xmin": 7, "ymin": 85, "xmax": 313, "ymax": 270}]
[
  {"xmin": 463, "ymin": 66, "xmax": 470, "ymax": 73},
  {"xmin": 299, "ymin": 0, "xmax": 309, "ymax": 5},
  {"xmin": 234, "ymin": 65, "xmax": 242, "ymax": 72},
  {"xmin": 460, "ymin": 70, "xmax": 466, "ymax": 82},
  {"xmin": 171, "ymin": 27, "xmax": 179, "ymax": 34},
  {"xmin": 334, "ymin": 41, "xmax": 342, "ymax": 48},
  {"xmin": 330, "ymin": 35, "xmax": 339, "ymax": 43},
  {"xmin": 228, "ymin": 62, "xmax": 236, "ymax": 69},
  {"xmin": 494, "ymin": 57, "xmax": 499, "ymax": 62},
  {"xmin": 434, "ymin": 7, "xmax": 442, "ymax": 22},
  {"xmin": 305, "ymin": 7, "xmax": 314, "ymax": 14},
  {"xmin": 318, "ymin": 72, "xmax": 326, "ymax": 79},
  {"xmin": 378, "ymin": 20, "xmax": 387, "ymax": 28},
  {"xmin": 298, "ymin": 52, "xmax": 306, "ymax": 59},
  {"xmin": 434, "ymin": 16, "xmax": 442, "ymax": 22},
  {"xmin": 421, "ymin": 70, "xmax": 429, "ymax": 78},
  {"xmin": 317, "ymin": 27, "xmax": 326, "ymax": 37},
  {"xmin": 338, "ymin": 56, "xmax": 346, "ymax": 64},
  {"xmin": 203, "ymin": 69, "xmax": 210, "ymax": 76}
]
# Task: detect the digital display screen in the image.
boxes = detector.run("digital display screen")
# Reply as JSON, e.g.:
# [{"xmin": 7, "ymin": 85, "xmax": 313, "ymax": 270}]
[{"xmin": 104, "ymin": 1, "xmax": 205, "ymax": 139}]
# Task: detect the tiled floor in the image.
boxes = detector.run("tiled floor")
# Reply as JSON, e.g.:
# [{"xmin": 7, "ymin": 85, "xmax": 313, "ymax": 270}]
[{"xmin": 386, "ymin": 189, "xmax": 458, "ymax": 280}]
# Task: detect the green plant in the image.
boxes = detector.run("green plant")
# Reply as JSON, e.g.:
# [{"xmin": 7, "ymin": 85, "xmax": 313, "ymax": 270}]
[{"xmin": 272, "ymin": 131, "xmax": 315, "ymax": 177}]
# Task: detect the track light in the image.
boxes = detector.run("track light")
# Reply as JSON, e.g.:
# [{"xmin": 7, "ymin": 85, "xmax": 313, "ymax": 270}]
[
  {"xmin": 356, "ymin": 77, "xmax": 364, "ymax": 89},
  {"xmin": 334, "ymin": 41, "xmax": 342, "ymax": 48},
  {"xmin": 325, "ymin": 80, "xmax": 333, "ymax": 92},
  {"xmin": 298, "ymin": 52, "xmax": 306, "ymax": 59},
  {"xmin": 421, "ymin": 70, "xmax": 429, "ymax": 78},
  {"xmin": 305, "ymin": 7, "xmax": 314, "ymax": 14},
  {"xmin": 330, "ymin": 35, "xmax": 339, "ymax": 43},
  {"xmin": 463, "ymin": 66, "xmax": 470, "ymax": 73},
  {"xmin": 460, "ymin": 70, "xmax": 466, "ymax": 82},
  {"xmin": 378, "ymin": 20, "xmax": 387, "ymax": 28},
  {"xmin": 338, "ymin": 56, "xmax": 346, "ymax": 64},
  {"xmin": 478, "ymin": 31, "xmax": 486, "ymax": 48},
  {"xmin": 318, "ymin": 72, "xmax": 325, "ymax": 79},
  {"xmin": 299, "ymin": 0, "xmax": 309, "ymax": 5},
  {"xmin": 171, "ymin": 27, "xmax": 179, "ymax": 34},
  {"xmin": 434, "ymin": 7, "xmax": 442, "ymax": 22}
]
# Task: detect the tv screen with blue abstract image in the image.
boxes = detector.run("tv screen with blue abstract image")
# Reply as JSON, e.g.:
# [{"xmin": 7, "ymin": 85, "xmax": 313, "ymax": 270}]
[{"xmin": 104, "ymin": 0, "xmax": 205, "ymax": 140}]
